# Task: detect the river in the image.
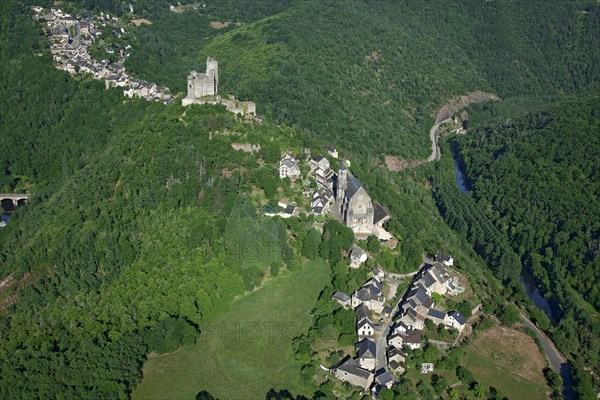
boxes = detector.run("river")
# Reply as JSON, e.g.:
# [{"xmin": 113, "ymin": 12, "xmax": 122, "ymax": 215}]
[{"xmin": 450, "ymin": 148, "xmax": 574, "ymax": 398}]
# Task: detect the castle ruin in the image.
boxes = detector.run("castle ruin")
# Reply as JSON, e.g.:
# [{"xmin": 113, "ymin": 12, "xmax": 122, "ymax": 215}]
[
  {"xmin": 182, "ymin": 57, "xmax": 256, "ymax": 116},
  {"xmin": 187, "ymin": 57, "xmax": 219, "ymax": 98}
]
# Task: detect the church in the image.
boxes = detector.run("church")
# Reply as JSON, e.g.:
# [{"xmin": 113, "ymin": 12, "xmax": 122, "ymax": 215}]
[{"xmin": 337, "ymin": 162, "xmax": 391, "ymax": 237}]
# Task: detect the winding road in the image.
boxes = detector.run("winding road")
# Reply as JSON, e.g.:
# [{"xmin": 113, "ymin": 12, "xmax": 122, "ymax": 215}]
[{"xmin": 519, "ymin": 313, "xmax": 565, "ymax": 373}]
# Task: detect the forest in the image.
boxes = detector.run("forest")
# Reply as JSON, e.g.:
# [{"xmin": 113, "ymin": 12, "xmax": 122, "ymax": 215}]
[
  {"xmin": 454, "ymin": 94, "xmax": 600, "ymax": 374},
  {"xmin": 123, "ymin": 0, "xmax": 599, "ymax": 160},
  {"xmin": 1, "ymin": 0, "xmax": 599, "ymax": 398}
]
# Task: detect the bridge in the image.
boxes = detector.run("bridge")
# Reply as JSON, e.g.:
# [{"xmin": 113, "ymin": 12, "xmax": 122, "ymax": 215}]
[{"xmin": 0, "ymin": 194, "xmax": 31, "ymax": 207}]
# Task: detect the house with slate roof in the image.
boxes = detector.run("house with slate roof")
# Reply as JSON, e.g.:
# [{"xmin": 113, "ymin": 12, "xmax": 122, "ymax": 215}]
[
  {"xmin": 356, "ymin": 338, "xmax": 377, "ymax": 371},
  {"xmin": 279, "ymin": 154, "xmax": 300, "ymax": 179},
  {"xmin": 333, "ymin": 357, "xmax": 374, "ymax": 389},
  {"xmin": 446, "ymin": 310, "xmax": 466, "ymax": 332},
  {"xmin": 357, "ymin": 317, "xmax": 374, "ymax": 338},
  {"xmin": 332, "ymin": 291, "xmax": 351, "ymax": 308}
]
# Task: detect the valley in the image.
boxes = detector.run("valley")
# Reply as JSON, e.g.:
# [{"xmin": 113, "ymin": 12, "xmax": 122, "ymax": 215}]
[{"xmin": 0, "ymin": 0, "xmax": 598, "ymax": 399}]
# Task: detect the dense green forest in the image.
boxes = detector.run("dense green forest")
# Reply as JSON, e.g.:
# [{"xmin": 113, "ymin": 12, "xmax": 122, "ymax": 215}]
[
  {"xmin": 454, "ymin": 94, "xmax": 600, "ymax": 372},
  {"xmin": 2, "ymin": 0, "xmax": 600, "ymax": 398},
  {"xmin": 124, "ymin": 0, "xmax": 599, "ymax": 159}
]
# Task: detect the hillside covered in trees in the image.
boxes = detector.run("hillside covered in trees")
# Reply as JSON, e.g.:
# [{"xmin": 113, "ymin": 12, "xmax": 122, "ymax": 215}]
[
  {"xmin": 457, "ymin": 94, "xmax": 600, "ymax": 372},
  {"xmin": 1, "ymin": 0, "xmax": 599, "ymax": 398},
  {"xmin": 124, "ymin": 0, "xmax": 599, "ymax": 159}
]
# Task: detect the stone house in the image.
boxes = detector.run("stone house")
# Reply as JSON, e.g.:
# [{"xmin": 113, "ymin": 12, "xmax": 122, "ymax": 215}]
[
  {"xmin": 333, "ymin": 357, "xmax": 374, "ymax": 389},
  {"xmin": 402, "ymin": 331, "xmax": 422, "ymax": 350},
  {"xmin": 388, "ymin": 332, "xmax": 403, "ymax": 348},
  {"xmin": 349, "ymin": 245, "xmax": 368, "ymax": 268},
  {"xmin": 426, "ymin": 308, "xmax": 447, "ymax": 326},
  {"xmin": 387, "ymin": 347, "xmax": 406, "ymax": 364},
  {"xmin": 279, "ymin": 154, "xmax": 301, "ymax": 179},
  {"xmin": 311, "ymin": 188, "xmax": 333, "ymax": 215},
  {"xmin": 445, "ymin": 310, "xmax": 466, "ymax": 332},
  {"xmin": 357, "ymin": 317, "xmax": 374, "ymax": 338},
  {"xmin": 356, "ymin": 338, "xmax": 377, "ymax": 371},
  {"xmin": 417, "ymin": 262, "xmax": 452, "ymax": 296},
  {"xmin": 332, "ymin": 291, "xmax": 351, "ymax": 308}
]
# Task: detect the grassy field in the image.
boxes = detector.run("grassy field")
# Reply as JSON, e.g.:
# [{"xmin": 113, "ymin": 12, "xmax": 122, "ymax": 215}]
[
  {"xmin": 132, "ymin": 261, "xmax": 330, "ymax": 400},
  {"xmin": 464, "ymin": 326, "xmax": 550, "ymax": 399}
]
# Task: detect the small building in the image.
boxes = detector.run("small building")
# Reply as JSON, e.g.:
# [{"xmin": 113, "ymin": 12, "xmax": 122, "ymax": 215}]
[
  {"xmin": 402, "ymin": 331, "xmax": 422, "ymax": 350},
  {"xmin": 420, "ymin": 363, "xmax": 434, "ymax": 374},
  {"xmin": 327, "ymin": 146, "xmax": 338, "ymax": 159},
  {"xmin": 435, "ymin": 252, "xmax": 454, "ymax": 267},
  {"xmin": 355, "ymin": 303, "xmax": 369, "ymax": 320},
  {"xmin": 388, "ymin": 332, "xmax": 403, "ymax": 349},
  {"xmin": 374, "ymin": 369, "xmax": 395, "ymax": 390},
  {"xmin": 312, "ymin": 188, "xmax": 333, "ymax": 216},
  {"xmin": 333, "ymin": 357, "xmax": 374, "ymax": 389},
  {"xmin": 426, "ymin": 308, "xmax": 447, "ymax": 326},
  {"xmin": 387, "ymin": 347, "xmax": 406, "ymax": 364},
  {"xmin": 389, "ymin": 359, "xmax": 405, "ymax": 375},
  {"xmin": 310, "ymin": 155, "xmax": 330, "ymax": 172},
  {"xmin": 357, "ymin": 317, "xmax": 374, "ymax": 338},
  {"xmin": 446, "ymin": 311, "xmax": 466, "ymax": 332},
  {"xmin": 371, "ymin": 266, "xmax": 385, "ymax": 281},
  {"xmin": 349, "ymin": 245, "xmax": 368, "ymax": 268},
  {"xmin": 332, "ymin": 291, "xmax": 351, "ymax": 308},
  {"xmin": 356, "ymin": 338, "xmax": 377, "ymax": 371},
  {"xmin": 373, "ymin": 203, "xmax": 391, "ymax": 227},
  {"xmin": 282, "ymin": 204, "xmax": 296, "ymax": 218},
  {"xmin": 279, "ymin": 154, "xmax": 301, "ymax": 179},
  {"xmin": 381, "ymin": 305, "xmax": 393, "ymax": 317}
]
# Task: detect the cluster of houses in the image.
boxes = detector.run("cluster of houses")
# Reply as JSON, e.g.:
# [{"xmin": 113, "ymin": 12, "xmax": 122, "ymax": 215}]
[
  {"xmin": 31, "ymin": 6, "xmax": 172, "ymax": 103},
  {"xmin": 331, "ymin": 267, "xmax": 396, "ymax": 394},
  {"xmin": 275, "ymin": 149, "xmax": 395, "ymax": 246},
  {"xmin": 328, "ymin": 253, "xmax": 468, "ymax": 395},
  {"xmin": 385, "ymin": 255, "xmax": 466, "ymax": 374},
  {"xmin": 277, "ymin": 151, "xmax": 337, "ymax": 217}
]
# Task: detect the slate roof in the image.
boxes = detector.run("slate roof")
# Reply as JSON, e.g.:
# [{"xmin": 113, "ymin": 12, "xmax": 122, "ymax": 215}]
[
  {"xmin": 284, "ymin": 205, "xmax": 295, "ymax": 215},
  {"xmin": 387, "ymin": 347, "xmax": 405, "ymax": 359},
  {"xmin": 313, "ymin": 155, "xmax": 324, "ymax": 162},
  {"xmin": 332, "ymin": 291, "xmax": 350, "ymax": 302},
  {"xmin": 389, "ymin": 359, "xmax": 404, "ymax": 371},
  {"xmin": 357, "ymin": 317, "xmax": 374, "ymax": 330},
  {"xmin": 336, "ymin": 357, "xmax": 371, "ymax": 379},
  {"xmin": 364, "ymin": 278, "xmax": 383, "ymax": 296},
  {"xmin": 346, "ymin": 176, "xmax": 363, "ymax": 199},
  {"xmin": 373, "ymin": 203, "xmax": 391, "ymax": 224},
  {"xmin": 382, "ymin": 305, "xmax": 393, "ymax": 315},
  {"xmin": 356, "ymin": 288, "xmax": 372, "ymax": 302},
  {"xmin": 436, "ymin": 253, "xmax": 452, "ymax": 263},
  {"xmin": 356, "ymin": 338, "xmax": 376, "ymax": 359},
  {"xmin": 375, "ymin": 370, "xmax": 394, "ymax": 386},
  {"xmin": 356, "ymin": 303, "xmax": 369, "ymax": 320},
  {"xmin": 448, "ymin": 310, "xmax": 466, "ymax": 325},
  {"xmin": 429, "ymin": 262, "xmax": 450, "ymax": 283},
  {"xmin": 427, "ymin": 308, "xmax": 447, "ymax": 320}
]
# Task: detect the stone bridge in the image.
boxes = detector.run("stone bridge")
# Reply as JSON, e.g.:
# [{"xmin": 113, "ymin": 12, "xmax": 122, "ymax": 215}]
[{"xmin": 0, "ymin": 194, "xmax": 31, "ymax": 207}]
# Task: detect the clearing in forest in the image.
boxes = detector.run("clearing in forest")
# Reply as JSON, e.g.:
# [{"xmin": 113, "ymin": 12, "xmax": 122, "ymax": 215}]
[{"xmin": 132, "ymin": 261, "xmax": 329, "ymax": 400}]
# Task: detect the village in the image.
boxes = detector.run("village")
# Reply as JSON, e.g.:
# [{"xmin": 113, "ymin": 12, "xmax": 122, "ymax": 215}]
[
  {"xmin": 30, "ymin": 6, "xmax": 172, "ymax": 103},
  {"xmin": 264, "ymin": 148, "xmax": 479, "ymax": 397}
]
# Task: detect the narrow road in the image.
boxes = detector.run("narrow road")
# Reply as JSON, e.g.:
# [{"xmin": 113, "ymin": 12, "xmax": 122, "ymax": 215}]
[
  {"xmin": 519, "ymin": 313, "xmax": 565, "ymax": 373},
  {"xmin": 520, "ymin": 313, "xmax": 575, "ymax": 400},
  {"xmin": 426, "ymin": 121, "xmax": 444, "ymax": 162}
]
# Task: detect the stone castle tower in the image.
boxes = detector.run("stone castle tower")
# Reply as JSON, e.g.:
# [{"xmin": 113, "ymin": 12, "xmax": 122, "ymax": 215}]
[{"xmin": 187, "ymin": 57, "xmax": 219, "ymax": 99}]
